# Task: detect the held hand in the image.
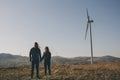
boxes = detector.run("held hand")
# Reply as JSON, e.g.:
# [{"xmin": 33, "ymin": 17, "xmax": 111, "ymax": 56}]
[
  {"xmin": 40, "ymin": 59, "xmax": 42, "ymax": 62},
  {"xmin": 30, "ymin": 59, "xmax": 31, "ymax": 62}
]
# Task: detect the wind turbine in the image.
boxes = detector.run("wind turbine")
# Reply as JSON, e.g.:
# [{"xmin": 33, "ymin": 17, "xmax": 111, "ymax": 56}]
[{"xmin": 85, "ymin": 9, "xmax": 94, "ymax": 64}]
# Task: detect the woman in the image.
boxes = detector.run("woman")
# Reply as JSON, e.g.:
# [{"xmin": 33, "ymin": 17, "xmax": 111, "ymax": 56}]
[{"xmin": 41, "ymin": 46, "xmax": 51, "ymax": 75}]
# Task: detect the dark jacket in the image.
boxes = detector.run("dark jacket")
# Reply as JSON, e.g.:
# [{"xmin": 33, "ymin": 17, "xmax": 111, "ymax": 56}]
[
  {"xmin": 41, "ymin": 51, "xmax": 51, "ymax": 64},
  {"xmin": 29, "ymin": 47, "xmax": 41, "ymax": 62}
]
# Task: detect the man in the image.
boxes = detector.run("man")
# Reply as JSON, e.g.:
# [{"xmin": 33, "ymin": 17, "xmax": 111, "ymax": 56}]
[{"xmin": 29, "ymin": 42, "xmax": 41, "ymax": 79}]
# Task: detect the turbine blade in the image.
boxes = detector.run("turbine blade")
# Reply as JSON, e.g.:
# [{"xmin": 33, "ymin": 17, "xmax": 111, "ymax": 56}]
[
  {"xmin": 85, "ymin": 22, "xmax": 89, "ymax": 40},
  {"xmin": 86, "ymin": 8, "xmax": 89, "ymax": 21}
]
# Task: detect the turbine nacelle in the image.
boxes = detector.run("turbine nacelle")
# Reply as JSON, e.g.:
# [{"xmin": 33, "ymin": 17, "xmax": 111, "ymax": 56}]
[{"xmin": 88, "ymin": 20, "xmax": 94, "ymax": 23}]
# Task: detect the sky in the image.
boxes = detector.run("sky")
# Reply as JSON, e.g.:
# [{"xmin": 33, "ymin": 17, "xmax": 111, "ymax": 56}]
[{"xmin": 0, "ymin": 0, "xmax": 120, "ymax": 57}]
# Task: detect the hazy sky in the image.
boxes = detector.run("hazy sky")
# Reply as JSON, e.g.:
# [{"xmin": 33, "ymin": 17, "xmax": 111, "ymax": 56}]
[{"xmin": 0, "ymin": 0, "xmax": 120, "ymax": 57}]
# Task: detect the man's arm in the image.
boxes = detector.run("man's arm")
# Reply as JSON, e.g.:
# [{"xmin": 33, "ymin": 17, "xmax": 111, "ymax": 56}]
[
  {"xmin": 39, "ymin": 49, "xmax": 41, "ymax": 59},
  {"xmin": 50, "ymin": 52, "xmax": 51, "ymax": 60},
  {"xmin": 29, "ymin": 49, "xmax": 32, "ymax": 62},
  {"xmin": 39, "ymin": 49, "xmax": 42, "ymax": 62}
]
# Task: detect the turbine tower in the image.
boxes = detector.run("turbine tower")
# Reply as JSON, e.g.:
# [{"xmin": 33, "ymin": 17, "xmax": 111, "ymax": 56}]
[{"xmin": 85, "ymin": 9, "xmax": 94, "ymax": 64}]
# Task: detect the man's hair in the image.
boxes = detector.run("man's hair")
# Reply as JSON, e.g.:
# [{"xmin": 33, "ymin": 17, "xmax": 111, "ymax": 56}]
[{"xmin": 34, "ymin": 42, "xmax": 39, "ymax": 48}]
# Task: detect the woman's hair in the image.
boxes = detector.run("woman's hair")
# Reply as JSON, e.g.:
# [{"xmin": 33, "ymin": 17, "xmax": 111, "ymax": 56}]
[
  {"xmin": 34, "ymin": 42, "xmax": 39, "ymax": 48},
  {"xmin": 45, "ymin": 46, "xmax": 49, "ymax": 52}
]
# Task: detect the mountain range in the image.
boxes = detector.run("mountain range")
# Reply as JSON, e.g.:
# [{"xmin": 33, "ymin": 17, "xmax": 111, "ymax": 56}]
[{"xmin": 0, "ymin": 53, "xmax": 120, "ymax": 66}]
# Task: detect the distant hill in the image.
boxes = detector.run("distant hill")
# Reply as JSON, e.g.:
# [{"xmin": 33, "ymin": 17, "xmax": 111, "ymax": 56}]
[
  {"xmin": 0, "ymin": 53, "xmax": 120, "ymax": 66},
  {"xmin": 101, "ymin": 55, "xmax": 120, "ymax": 60},
  {"xmin": 0, "ymin": 53, "xmax": 29, "ymax": 66},
  {"xmin": 52, "ymin": 56, "xmax": 120, "ymax": 64}
]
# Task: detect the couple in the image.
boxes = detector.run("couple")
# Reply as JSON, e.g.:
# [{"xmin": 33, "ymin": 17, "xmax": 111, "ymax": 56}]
[{"xmin": 29, "ymin": 42, "xmax": 51, "ymax": 79}]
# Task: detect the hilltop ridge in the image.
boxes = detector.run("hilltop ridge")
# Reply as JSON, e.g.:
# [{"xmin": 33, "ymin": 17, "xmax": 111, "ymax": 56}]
[{"xmin": 0, "ymin": 53, "xmax": 120, "ymax": 66}]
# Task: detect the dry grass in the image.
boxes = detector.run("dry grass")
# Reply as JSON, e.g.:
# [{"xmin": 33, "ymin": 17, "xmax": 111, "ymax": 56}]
[{"xmin": 0, "ymin": 61, "xmax": 120, "ymax": 80}]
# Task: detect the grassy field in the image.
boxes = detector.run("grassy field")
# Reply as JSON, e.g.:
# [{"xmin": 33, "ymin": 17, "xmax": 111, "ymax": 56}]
[{"xmin": 0, "ymin": 61, "xmax": 120, "ymax": 80}]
